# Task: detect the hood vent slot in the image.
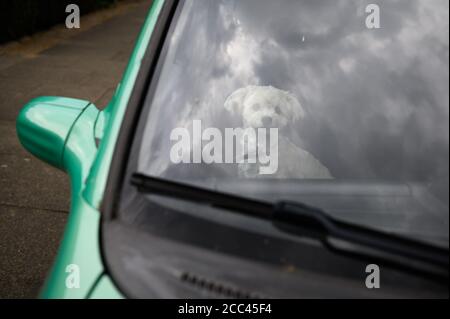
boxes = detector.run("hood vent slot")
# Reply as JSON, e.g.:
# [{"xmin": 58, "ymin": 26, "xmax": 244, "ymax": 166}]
[{"xmin": 180, "ymin": 272, "xmax": 263, "ymax": 299}]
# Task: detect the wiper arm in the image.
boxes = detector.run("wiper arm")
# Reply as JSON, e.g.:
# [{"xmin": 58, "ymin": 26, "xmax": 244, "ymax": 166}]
[{"xmin": 131, "ymin": 173, "xmax": 449, "ymax": 281}]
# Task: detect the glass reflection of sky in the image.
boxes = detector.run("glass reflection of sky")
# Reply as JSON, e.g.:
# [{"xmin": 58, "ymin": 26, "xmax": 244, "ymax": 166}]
[{"xmin": 139, "ymin": 0, "xmax": 449, "ymax": 205}]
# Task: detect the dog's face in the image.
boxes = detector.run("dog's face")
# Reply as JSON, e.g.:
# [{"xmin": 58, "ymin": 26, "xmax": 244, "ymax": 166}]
[{"xmin": 224, "ymin": 85, "xmax": 304, "ymax": 128}]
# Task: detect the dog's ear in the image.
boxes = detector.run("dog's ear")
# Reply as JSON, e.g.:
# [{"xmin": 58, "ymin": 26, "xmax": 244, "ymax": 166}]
[
  {"xmin": 224, "ymin": 87, "xmax": 250, "ymax": 114},
  {"xmin": 283, "ymin": 92, "xmax": 305, "ymax": 121}
]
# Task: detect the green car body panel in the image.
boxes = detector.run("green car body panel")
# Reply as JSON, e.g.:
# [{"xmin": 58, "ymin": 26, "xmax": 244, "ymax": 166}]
[{"xmin": 15, "ymin": 0, "xmax": 166, "ymax": 299}]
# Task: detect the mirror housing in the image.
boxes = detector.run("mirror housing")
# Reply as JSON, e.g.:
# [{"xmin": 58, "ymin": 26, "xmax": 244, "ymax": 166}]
[{"xmin": 16, "ymin": 97, "xmax": 91, "ymax": 169}]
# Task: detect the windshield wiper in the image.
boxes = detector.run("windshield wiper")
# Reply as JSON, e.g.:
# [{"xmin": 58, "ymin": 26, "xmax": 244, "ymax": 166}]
[{"xmin": 131, "ymin": 173, "xmax": 449, "ymax": 281}]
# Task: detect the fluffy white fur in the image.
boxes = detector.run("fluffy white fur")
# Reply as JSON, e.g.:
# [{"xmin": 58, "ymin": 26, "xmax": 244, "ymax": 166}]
[{"xmin": 225, "ymin": 85, "xmax": 333, "ymax": 179}]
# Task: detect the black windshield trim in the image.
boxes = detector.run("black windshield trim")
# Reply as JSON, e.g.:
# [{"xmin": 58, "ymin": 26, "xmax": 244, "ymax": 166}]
[{"xmin": 100, "ymin": 0, "xmax": 181, "ymax": 300}]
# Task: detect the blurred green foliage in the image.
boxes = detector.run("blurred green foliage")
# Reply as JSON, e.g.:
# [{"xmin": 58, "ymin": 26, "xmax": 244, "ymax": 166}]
[{"xmin": 0, "ymin": 0, "xmax": 120, "ymax": 44}]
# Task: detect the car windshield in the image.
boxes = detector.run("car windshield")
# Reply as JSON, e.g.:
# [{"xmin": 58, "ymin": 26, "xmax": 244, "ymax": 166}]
[{"xmin": 136, "ymin": 0, "xmax": 449, "ymax": 246}]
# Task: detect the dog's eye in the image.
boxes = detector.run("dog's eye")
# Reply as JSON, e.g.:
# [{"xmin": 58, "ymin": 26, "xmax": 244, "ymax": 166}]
[{"xmin": 275, "ymin": 106, "xmax": 282, "ymax": 115}]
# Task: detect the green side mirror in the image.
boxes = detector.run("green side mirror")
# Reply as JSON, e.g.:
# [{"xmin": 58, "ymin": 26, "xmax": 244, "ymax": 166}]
[{"xmin": 16, "ymin": 96, "xmax": 91, "ymax": 169}]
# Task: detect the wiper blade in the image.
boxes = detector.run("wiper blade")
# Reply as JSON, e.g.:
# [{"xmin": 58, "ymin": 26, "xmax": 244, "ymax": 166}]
[{"xmin": 131, "ymin": 173, "xmax": 449, "ymax": 281}]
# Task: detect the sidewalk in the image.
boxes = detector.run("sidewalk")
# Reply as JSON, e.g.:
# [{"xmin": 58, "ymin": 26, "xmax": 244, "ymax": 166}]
[{"xmin": 0, "ymin": 0, "xmax": 152, "ymax": 298}]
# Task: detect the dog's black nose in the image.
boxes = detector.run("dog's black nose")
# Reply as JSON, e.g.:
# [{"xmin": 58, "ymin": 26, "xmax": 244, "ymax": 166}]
[{"xmin": 262, "ymin": 116, "xmax": 272, "ymax": 127}]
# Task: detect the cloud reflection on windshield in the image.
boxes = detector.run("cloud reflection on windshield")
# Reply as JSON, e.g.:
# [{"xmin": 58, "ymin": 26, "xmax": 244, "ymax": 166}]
[{"xmin": 139, "ymin": 0, "xmax": 449, "ymax": 205}]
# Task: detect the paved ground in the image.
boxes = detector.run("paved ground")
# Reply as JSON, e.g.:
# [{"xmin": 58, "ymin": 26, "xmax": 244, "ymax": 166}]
[{"xmin": 0, "ymin": 0, "xmax": 152, "ymax": 298}]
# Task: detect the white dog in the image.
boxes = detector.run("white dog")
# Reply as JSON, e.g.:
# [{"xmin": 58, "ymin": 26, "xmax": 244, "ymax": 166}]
[{"xmin": 224, "ymin": 85, "xmax": 333, "ymax": 179}]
